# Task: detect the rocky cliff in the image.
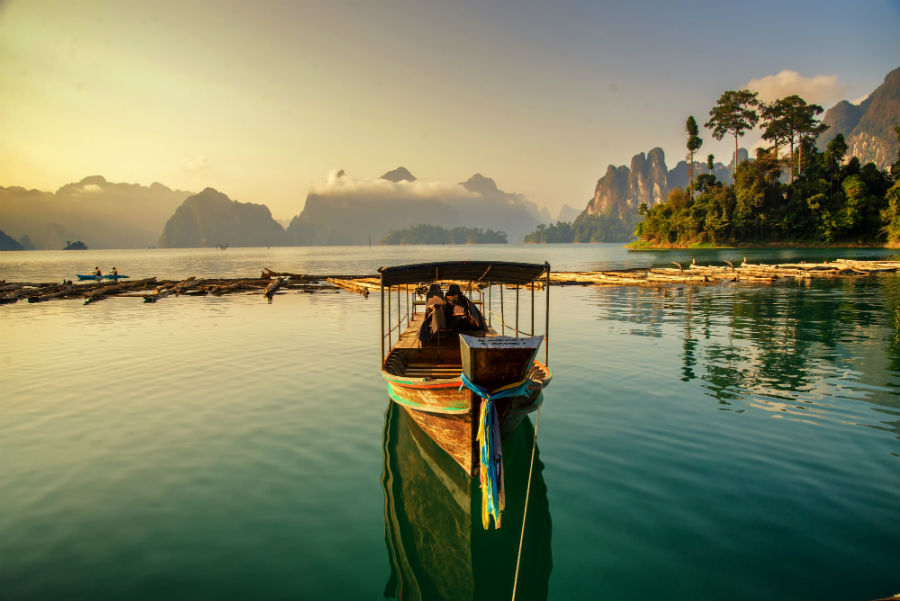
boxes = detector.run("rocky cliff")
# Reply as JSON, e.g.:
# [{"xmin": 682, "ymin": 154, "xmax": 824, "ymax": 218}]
[
  {"xmin": 587, "ymin": 148, "xmax": 672, "ymax": 219},
  {"xmin": 818, "ymin": 67, "xmax": 899, "ymax": 169},
  {"xmin": 583, "ymin": 148, "xmax": 743, "ymax": 221},
  {"xmin": 158, "ymin": 188, "xmax": 287, "ymax": 248}
]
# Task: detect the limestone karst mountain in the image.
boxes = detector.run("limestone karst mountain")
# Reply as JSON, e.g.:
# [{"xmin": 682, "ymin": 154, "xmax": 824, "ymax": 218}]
[
  {"xmin": 583, "ymin": 148, "xmax": 742, "ymax": 220},
  {"xmin": 158, "ymin": 188, "xmax": 287, "ymax": 248},
  {"xmin": 0, "ymin": 176, "xmax": 190, "ymax": 249},
  {"xmin": 818, "ymin": 67, "xmax": 899, "ymax": 169},
  {"xmin": 285, "ymin": 168, "xmax": 548, "ymax": 244}
]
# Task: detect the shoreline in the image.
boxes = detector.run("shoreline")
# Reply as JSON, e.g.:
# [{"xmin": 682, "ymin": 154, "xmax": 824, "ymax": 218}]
[{"xmin": 627, "ymin": 240, "xmax": 900, "ymax": 251}]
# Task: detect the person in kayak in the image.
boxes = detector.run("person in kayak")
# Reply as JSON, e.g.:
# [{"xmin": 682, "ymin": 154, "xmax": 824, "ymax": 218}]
[
  {"xmin": 111, "ymin": 266, "xmax": 118, "ymax": 277},
  {"xmin": 93, "ymin": 266, "xmax": 102, "ymax": 278}
]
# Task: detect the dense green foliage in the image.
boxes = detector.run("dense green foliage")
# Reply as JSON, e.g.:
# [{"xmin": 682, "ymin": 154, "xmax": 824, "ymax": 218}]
[
  {"xmin": 636, "ymin": 137, "xmax": 899, "ymax": 245},
  {"xmin": 381, "ymin": 224, "xmax": 507, "ymax": 244},
  {"xmin": 636, "ymin": 90, "xmax": 900, "ymax": 246},
  {"xmin": 524, "ymin": 213, "xmax": 638, "ymax": 243}
]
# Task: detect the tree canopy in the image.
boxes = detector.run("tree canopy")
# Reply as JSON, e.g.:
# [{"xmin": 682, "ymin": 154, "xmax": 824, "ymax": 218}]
[{"xmin": 705, "ymin": 90, "xmax": 760, "ymax": 179}]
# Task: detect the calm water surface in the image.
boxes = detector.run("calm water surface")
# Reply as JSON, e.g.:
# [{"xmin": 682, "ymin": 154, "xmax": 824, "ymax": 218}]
[{"xmin": 1, "ymin": 246, "xmax": 898, "ymax": 600}]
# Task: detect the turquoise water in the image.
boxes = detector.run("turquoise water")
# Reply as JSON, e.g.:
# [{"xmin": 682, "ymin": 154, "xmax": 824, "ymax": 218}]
[{"xmin": 1, "ymin": 246, "xmax": 898, "ymax": 600}]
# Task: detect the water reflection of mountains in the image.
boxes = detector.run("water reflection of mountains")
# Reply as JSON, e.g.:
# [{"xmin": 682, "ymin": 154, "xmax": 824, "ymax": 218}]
[
  {"xmin": 593, "ymin": 278, "xmax": 900, "ymax": 433},
  {"xmin": 381, "ymin": 403, "xmax": 552, "ymax": 601}
]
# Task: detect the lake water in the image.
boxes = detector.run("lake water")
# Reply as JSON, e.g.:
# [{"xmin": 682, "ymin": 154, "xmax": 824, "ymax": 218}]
[{"xmin": 1, "ymin": 245, "xmax": 898, "ymax": 600}]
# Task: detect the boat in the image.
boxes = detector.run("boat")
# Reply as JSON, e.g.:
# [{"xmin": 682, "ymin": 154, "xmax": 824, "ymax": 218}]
[
  {"xmin": 381, "ymin": 401, "xmax": 552, "ymax": 600},
  {"xmin": 76, "ymin": 273, "xmax": 130, "ymax": 281},
  {"xmin": 378, "ymin": 260, "xmax": 552, "ymax": 488}
]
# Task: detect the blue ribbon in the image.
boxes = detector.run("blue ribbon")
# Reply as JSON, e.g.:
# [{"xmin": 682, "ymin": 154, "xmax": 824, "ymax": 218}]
[{"xmin": 459, "ymin": 372, "xmax": 532, "ymax": 401}]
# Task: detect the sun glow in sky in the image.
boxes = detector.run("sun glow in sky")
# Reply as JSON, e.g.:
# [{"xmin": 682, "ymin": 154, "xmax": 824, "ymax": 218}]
[{"xmin": 1, "ymin": 0, "xmax": 897, "ymax": 220}]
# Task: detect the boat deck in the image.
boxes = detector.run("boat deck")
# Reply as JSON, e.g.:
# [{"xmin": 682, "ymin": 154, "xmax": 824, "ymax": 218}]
[{"xmin": 385, "ymin": 311, "xmax": 497, "ymax": 378}]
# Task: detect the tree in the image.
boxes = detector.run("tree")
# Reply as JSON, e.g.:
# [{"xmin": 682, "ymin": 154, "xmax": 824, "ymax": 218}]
[
  {"xmin": 762, "ymin": 95, "xmax": 826, "ymax": 182},
  {"xmin": 686, "ymin": 116, "xmax": 703, "ymax": 198},
  {"xmin": 705, "ymin": 90, "xmax": 759, "ymax": 179},
  {"xmin": 793, "ymin": 100, "xmax": 827, "ymax": 178},
  {"xmin": 824, "ymin": 134, "xmax": 848, "ymax": 194},
  {"xmin": 760, "ymin": 100, "xmax": 791, "ymax": 176}
]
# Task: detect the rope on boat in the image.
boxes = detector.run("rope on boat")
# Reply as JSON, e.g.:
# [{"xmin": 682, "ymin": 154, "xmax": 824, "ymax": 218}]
[
  {"xmin": 484, "ymin": 309, "xmax": 535, "ymax": 337},
  {"xmin": 459, "ymin": 374, "xmax": 532, "ymax": 530}
]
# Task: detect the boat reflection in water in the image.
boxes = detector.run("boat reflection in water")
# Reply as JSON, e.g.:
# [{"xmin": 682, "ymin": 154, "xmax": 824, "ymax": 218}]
[{"xmin": 381, "ymin": 402, "xmax": 552, "ymax": 601}]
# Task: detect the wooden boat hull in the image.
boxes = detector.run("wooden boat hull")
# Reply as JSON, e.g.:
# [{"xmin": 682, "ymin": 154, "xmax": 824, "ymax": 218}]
[{"xmin": 381, "ymin": 361, "xmax": 550, "ymax": 476}]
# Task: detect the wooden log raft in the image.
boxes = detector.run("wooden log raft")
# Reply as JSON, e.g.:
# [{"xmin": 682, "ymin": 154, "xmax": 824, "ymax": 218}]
[{"xmin": 2, "ymin": 259, "xmax": 897, "ymax": 306}]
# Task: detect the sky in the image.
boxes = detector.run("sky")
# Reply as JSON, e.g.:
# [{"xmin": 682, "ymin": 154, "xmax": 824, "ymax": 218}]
[{"xmin": 1, "ymin": 0, "xmax": 898, "ymax": 221}]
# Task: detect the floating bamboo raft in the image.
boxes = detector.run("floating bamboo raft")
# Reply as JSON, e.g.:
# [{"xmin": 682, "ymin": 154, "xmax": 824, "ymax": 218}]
[
  {"xmin": 549, "ymin": 259, "xmax": 900, "ymax": 287},
  {"xmin": 0, "ymin": 260, "xmax": 897, "ymax": 306}
]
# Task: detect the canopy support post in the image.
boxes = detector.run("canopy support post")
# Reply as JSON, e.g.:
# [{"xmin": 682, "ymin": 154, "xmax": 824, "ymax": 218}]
[{"xmin": 380, "ymin": 275, "xmax": 385, "ymax": 362}]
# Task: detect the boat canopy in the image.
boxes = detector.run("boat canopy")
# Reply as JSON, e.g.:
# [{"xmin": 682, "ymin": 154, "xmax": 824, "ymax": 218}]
[{"xmin": 378, "ymin": 260, "xmax": 549, "ymax": 287}]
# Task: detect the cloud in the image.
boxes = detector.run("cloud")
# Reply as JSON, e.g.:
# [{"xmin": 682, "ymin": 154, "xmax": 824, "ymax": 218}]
[
  {"xmin": 185, "ymin": 154, "xmax": 210, "ymax": 172},
  {"xmin": 81, "ymin": 183, "xmax": 103, "ymax": 194},
  {"xmin": 745, "ymin": 70, "xmax": 846, "ymax": 106},
  {"xmin": 310, "ymin": 169, "xmax": 478, "ymax": 202}
]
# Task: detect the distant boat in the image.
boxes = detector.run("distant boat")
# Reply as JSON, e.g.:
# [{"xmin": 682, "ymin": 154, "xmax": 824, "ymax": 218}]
[
  {"xmin": 63, "ymin": 240, "xmax": 87, "ymax": 250},
  {"xmin": 76, "ymin": 273, "xmax": 130, "ymax": 281}
]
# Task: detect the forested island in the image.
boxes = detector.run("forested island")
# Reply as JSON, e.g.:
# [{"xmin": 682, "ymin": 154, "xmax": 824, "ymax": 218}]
[
  {"xmin": 524, "ymin": 213, "xmax": 637, "ymax": 243},
  {"xmin": 523, "ymin": 76, "xmax": 900, "ymax": 247},
  {"xmin": 635, "ymin": 90, "xmax": 900, "ymax": 247},
  {"xmin": 381, "ymin": 224, "xmax": 507, "ymax": 245}
]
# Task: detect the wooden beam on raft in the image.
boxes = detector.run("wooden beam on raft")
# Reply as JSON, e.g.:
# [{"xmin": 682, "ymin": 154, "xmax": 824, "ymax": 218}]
[
  {"xmin": 143, "ymin": 276, "xmax": 196, "ymax": 303},
  {"xmin": 328, "ymin": 277, "xmax": 375, "ymax": 297},
  {"xmin": 83, "ymin": 278, "xmax": 156, "ymax": 305},
  {"xmin": 264, "ymin": 277, "xmax": 284, "ymax": 300},
  {"xmin": 28, "ymin": 283, "xmax": 84, "ymax": 303},
  {"xmin": 208, "ymin": 279, "xmax": 264, "ymax": 296}
]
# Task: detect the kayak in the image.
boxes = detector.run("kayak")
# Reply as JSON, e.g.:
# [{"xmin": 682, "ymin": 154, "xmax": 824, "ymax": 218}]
[{"xmin": 76, "ymin": 274, "xmax": 130, "ymax": 281}]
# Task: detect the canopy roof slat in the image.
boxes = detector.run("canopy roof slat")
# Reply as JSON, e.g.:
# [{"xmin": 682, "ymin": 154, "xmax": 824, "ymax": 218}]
[{"xmin": 378, "ymin": 260, "xmax": 549, "ymax": 287}]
